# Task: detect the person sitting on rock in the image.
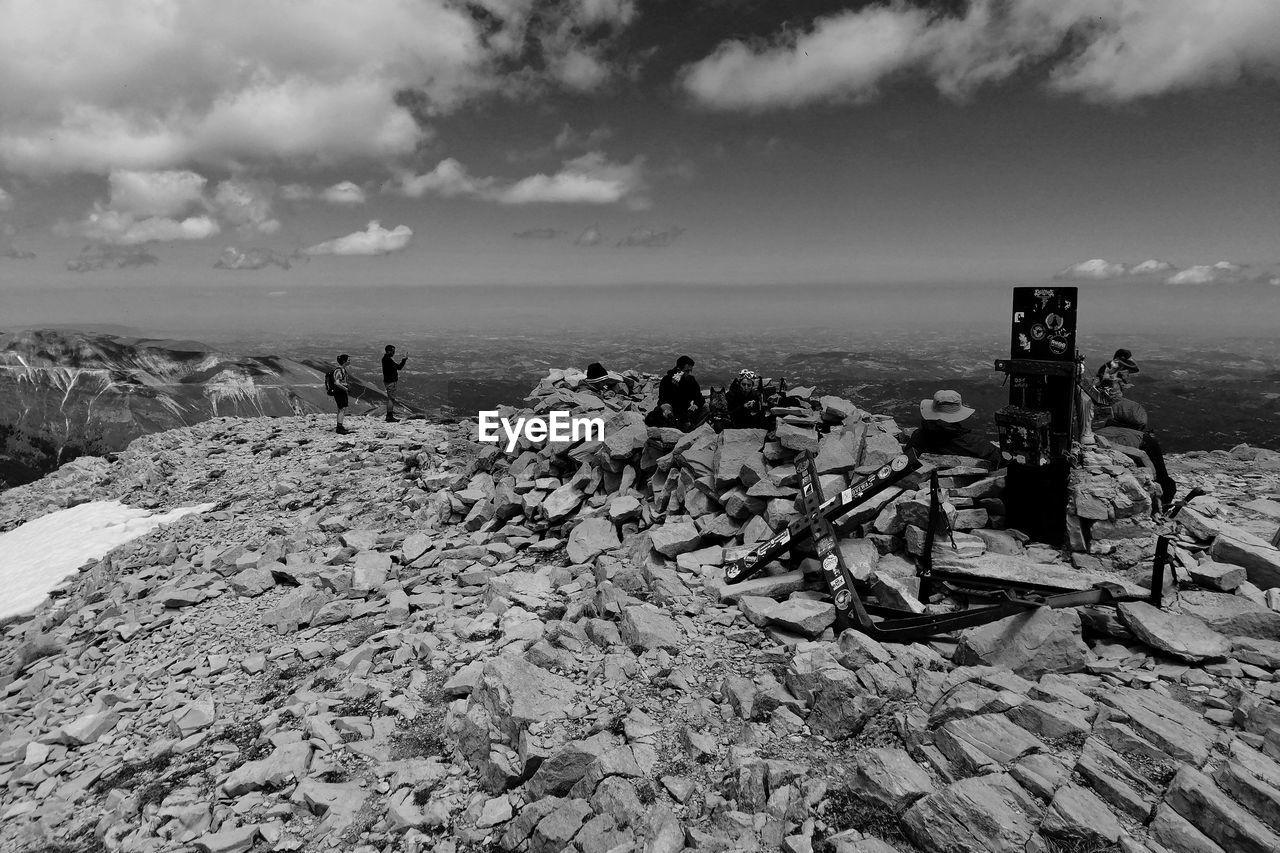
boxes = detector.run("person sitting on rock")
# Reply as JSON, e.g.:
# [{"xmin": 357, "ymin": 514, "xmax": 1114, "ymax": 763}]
[
  {"xmin": 647, "ymin": 355, "xmax": 705, "ymax": 430},
  {"xmin": 582, "ymin": 362, "xmax": 627, "ymax": 394},
  {"xmin": 1096, "ymin": 348, "xmax": 1139, "ymax": 389},
  {"xmin": 1095, "ymin": 379, "xmax": 1177, "ymax": 504},
  {"xmin": 905, "ymin": 389, "xmax": 1001, "ymax": 466}
]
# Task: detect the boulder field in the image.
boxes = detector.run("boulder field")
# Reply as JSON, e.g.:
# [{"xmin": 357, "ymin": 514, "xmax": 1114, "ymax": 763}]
[{"xmin": 1, "ymin": 368, "xmax": 1279, "ymax": 853}]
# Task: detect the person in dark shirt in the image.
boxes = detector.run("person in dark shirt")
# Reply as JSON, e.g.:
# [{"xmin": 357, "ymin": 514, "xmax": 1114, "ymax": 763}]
[
  {"xmin": 650, "ymin": 355, "xmax": 705, "ymax": 430},
  {"xmin": 905, "ymin": 389, "xmax": 1002, "ymax": 466},
  {"xmin": 381, "ymin": 344, "xmax": 408, "ymax": 422},
  {"xmin": 332, "ymin": 354, "xmax": 351, "ymax": 435},
  {"xmin": 1096, "ymin": 379, "xmax": 1177, "ymax": 504}
]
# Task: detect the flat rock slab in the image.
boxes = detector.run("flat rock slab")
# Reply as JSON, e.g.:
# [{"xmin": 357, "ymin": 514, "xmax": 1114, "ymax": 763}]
[
  {"xmin": 650, "ymin": 521, "xmax": 702, "ymax": 558},
  {"xmin": 933, "ymin": 551, "xmax": 1146, "ymax": 597},
  {"xmin": 954, "ymin": 607, "xmax": 1088, "ymax": 679},
  {"xmin": 740, "ymin": 597, "xmax": 835, "ymax": 638},
  {"xmin": 1211, "ymin": 534, "xmax": 1280, "ymax": 589},
  {"xmin": 475, "ymin": 656, "xmax": 577, "ymax": 743},
  {"xmin": 1177, "ymin": 590, "xmax": 1280, "ymax": 641},
  {"xmin": 620, "ymin": 604, "xmax": 683, "ymax": 651},
  {"xmin": 935, "ymin": 714, "xmax": 1045, "ymax": 774},
  {"xmin": 704, "ymin": 570, "xmax": 808, "ymax": 603},
  {"xmin": 566, "ymin": 517, "xmax": 620, "ymax": 565},
  {"xmin": 902, "ymin": 772, "xmax": 1040, "ymax": 853},
  {"xmin": 1100, "ymin": 686, "xmax": 1217, "ymax": 766},
  {"xmin": 1119, "ymin": 601, "xmax": 1231, "ymax": 662},
  {"xmin": 850, "ymin": 747, "xmax": 935, "ymax": 813},
  {"xmin": 1166, "ymin": 764, "xmax": 1280, "ymax": 853}
]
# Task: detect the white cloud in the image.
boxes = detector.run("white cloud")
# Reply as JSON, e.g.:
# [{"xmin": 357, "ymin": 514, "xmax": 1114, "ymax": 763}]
[
  {"xmin": 682, "ymin": 0, "xmax": 1280, "ymax": 109},
  {"xmin": 0, "ymin": 1, "xmax": 483, "ymax": 175},
  {"xmin": 385, "ymin": 159, "xmax": 494, "ymax": 199},
  {"xmin": 303, "ymin": 220, "xmax": 412, "ymax": 256},
  {"xmin": 76, "ymin": 208, "xmax": 221, "ymax": 245},
  {"xmin": 321, "ymin": 181, "xmax": 367, "ymax": 205},
  {"xmin": 1054, "ymin": 258, "xmax": 1130, "ymax": 280},
  {"xmin": 0, "ymin": 187, "xmax": 13, "ymax": 212},
  {"xmin": 211, "ymin": 180, "xmax": 280, "ymax": 236},
  {"xmin": 1130, "ymin": 258, "xmax": 1176, "ymax": 275},
  {"xmin": 1163, "ymin": 261, "xmax": 1260, "ymax": 286},
  {"xmin": 1164, "ymin": 265, "xmax": 1219, "ymax": 286},
  {"xmin": 107, "ymin": 169, "xmax": 207, "ymax": 218},
  {"xmin": 0, "ymin": 1, "xmax": 643, "ymax": 176},
  {"xmin": 495, "ymin": 153, "xmax": 647, "ymax": 207},
  {"xmin": 386, "ymin": 153, "xmax": 647, "ymax": 207}
]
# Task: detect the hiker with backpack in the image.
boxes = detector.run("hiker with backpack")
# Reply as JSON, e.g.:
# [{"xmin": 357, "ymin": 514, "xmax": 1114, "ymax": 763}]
[
  {"xmin": 325, "ymin": 354, "xmax": 352, "ymax": 435},
  {"xmin": 382, "ymin": 344, "xmax": 408, "ymax": 422}
]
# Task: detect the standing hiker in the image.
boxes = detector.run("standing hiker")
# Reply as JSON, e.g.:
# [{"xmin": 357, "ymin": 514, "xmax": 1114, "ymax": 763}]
[
  {"xmin": 381, "ymin": 344, "xmax": 408, "ymax": 422},
  {"xmin": 327, "ymin": 354, "xmax": 352, "ymax": 435},
  {"xmin": 905, "ymin": 389, "xmax": 1002, "ymax": 466}
]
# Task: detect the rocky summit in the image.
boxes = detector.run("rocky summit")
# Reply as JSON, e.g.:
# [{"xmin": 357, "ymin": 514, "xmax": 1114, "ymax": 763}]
[{"xmin": 2, "ymin": 366, "xmax": 1279, "ymax": 853}]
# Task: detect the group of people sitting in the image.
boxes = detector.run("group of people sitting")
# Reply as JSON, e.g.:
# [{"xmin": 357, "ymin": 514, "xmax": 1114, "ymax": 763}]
[
  {"xmin": 644, "ymin": 356, "xmax": 788, "ymax": 431},
  {"xmin": 639, "ymin": 347, "xmax": 1176, "ymax": 506}
]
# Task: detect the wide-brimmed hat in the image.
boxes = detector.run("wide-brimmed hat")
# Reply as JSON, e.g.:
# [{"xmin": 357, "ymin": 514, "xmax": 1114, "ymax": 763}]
[{"xmin": 920, "ymin": 389, "xmax": 975, "ymax": 423}]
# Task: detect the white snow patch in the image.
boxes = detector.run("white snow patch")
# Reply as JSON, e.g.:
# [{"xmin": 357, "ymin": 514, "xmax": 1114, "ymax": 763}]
[{"xmin": 0, "ymin": 500, "xmax": 215, "ymax": 620}]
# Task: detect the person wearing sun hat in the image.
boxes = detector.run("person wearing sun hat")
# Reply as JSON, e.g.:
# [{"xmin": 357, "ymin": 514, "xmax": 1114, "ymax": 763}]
[{"xmin": 905, "ymin": 389, "xmax": 1002, "ymax": 466}]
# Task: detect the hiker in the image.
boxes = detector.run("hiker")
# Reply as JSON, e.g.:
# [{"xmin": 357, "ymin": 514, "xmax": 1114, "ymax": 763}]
[
  {"xmin": 1096, "ymin": 348, "xmax": 1139, "ymax": 388},
  {"xmin": 647, "ymin": 355, "xmax": 705, "ymax": 430},
  {"xmin": 726, "ymin": 369, "xmax": 776, "ymax": 429},
  {"xmin": 328, "ymin": 354, "xmax": 351, "ymax": 435},
  {"xmin": 1095, "ymin": 379, "xmax": 1177, "ymax": 504},
  {"xmin": 905, "ymin": 389, "xmax": 1002, "ymax": 466},
  {"xmin": 381, "ymin": 344, "xmax": 408, "ymax": 422},
  {"xmin": 582, "ymin": 362, "xmax": 627, "ymax": 394}
]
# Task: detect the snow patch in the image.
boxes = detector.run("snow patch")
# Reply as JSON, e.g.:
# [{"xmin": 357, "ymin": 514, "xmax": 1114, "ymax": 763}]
[{"xmin": 0, "ymin": 501, "xmax": 215, "ymax": 620}]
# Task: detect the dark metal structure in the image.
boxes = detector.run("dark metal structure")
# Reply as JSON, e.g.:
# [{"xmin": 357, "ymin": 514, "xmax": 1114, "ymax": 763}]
[{"xmin": 994, "ymin": 286, "xmax": 1080, "ymax": 545}]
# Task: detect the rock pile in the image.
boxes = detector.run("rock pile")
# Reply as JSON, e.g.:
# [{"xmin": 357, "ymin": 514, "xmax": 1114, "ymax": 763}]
[{"xmin": 0, "ymin": 371, "xmax": 1277, "ymax": 853}]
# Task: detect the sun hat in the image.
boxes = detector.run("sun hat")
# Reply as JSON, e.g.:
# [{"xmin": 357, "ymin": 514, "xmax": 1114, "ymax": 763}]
[{"xmin": 920, "ymin": 389, "xmax": 975, "ymax": 423}]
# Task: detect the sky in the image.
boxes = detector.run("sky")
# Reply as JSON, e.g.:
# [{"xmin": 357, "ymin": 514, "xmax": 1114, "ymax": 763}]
[{"xmin": 1, "ymin": 0, "xmax": 1278, "ymax": 293}]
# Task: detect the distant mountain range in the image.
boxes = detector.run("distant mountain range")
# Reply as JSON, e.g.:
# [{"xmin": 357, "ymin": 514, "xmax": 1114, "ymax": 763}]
[{"xmin": 0, "ymin": 329, "xmax": 402, "ymax": 488}]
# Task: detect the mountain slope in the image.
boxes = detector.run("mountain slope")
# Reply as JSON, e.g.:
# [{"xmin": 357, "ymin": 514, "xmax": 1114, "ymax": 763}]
[{"xmin": 0, "ymin": 329, "xmax": 399, "ymax": 487}]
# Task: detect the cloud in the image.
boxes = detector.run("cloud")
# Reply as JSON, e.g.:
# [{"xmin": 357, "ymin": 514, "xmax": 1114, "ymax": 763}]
[
  {"xmin": 0, "ymin": 1, "xmax": 643, "ymax": 176},
  {"xmin": 1130, "ymin": 259, "xmax": 1177, "ymax": 276},
  {"xmin": 303, "ymin": 220, "xmax": 412, "ymax": 256},
  {"xmin": 214, "ymin": 247, "xmax": 293, "ymax": 271},
  {"xmin": 71, "ymin": 208, "xmax": 221, "ymax": 245},
  {"xmin": 1163, "ymin": 261, "xmax": 1269, "ymax": 286},
  {"xmin": 1054, "ymin": 258, "xmax": 1129, "ymax": 280},
  {"xmin": 66, "ymin": 244, "xmax": 159, "ymax": 272},
  {"xmin": 321, "ymin": 182, "xmax": 367, "ymax": 205},
  {"xmin": 574, "ymin": 225, "xmax": 603, "ymax": 247},
  {"xmin": 385, "ymin": 159, "xmax": 494, "ymax": 199},
  {"xmin": 681, "ymin": 1, "xmax": 1280, "ymax": 110},
  {"xmin": 495, "ymin": 153, "xmax": 647, "ymax": 207},
  {"xmin": 280, "ymin": 181, "xmax": 367, "ymax": 205},
  {"xmin": 2, "ymin": 248, "xmax": 36, "ymax": 260},
  {"xmin": 0, "ymin": 187, "xmax": 13, "ymax": 212},
  {"xmin": 617, "ymin": 226, "xmax": 685, "ymax": 248},
  {"xmin": 514, "ymin": 227, "xmax": 565, "ymax": 240},
  {"xmin": 387, "ymin": 153, "xmax": 647, "ymax": 207},
  {"xmin": 106, "ymin": 169, "xmax": 207, "ymax": 217},
  {"xmin": 212, "ymin": 180, "xmax": 280, "ymax": 236}
]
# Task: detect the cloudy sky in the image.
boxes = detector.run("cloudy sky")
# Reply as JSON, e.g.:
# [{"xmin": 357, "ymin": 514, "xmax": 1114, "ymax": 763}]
[{"xmin": 1, "ymin": 0, "xmax": 1278, "ymax": 288}]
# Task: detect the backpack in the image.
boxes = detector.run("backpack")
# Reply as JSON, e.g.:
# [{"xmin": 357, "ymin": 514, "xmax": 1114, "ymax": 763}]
[{"xmin": 324, "ymin": 369, "xmax": 336, "ymax": 396}]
